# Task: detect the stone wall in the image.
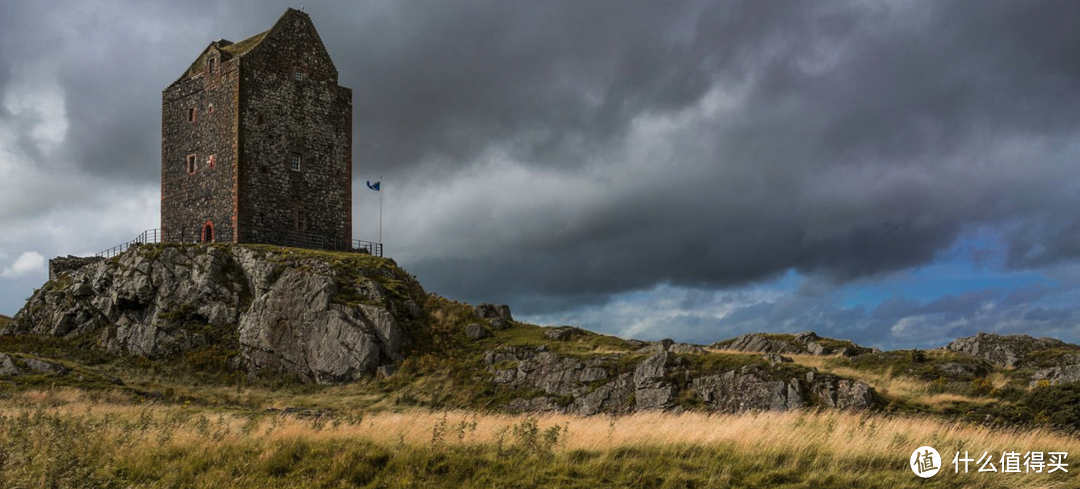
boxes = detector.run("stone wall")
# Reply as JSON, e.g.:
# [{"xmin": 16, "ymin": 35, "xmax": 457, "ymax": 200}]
[
  {"xmin": 237, "ymin": 10, "xmax": 352, "ymax": 248},
  {"xmin": 160, "ymin": 9, "xmax": 352, "ymax": 249},
  {"xmin": 48, "ymin": 256, "xmax": 104, "ymax": 282},
  {"xmin": 161, "ymin": 45, "xmax": 240, "ymax": 244}
]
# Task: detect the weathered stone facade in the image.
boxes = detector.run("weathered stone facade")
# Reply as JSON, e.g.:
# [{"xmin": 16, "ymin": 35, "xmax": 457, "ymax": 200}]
[{"xmin": 161, "ymin": 9, "xmax": 351, "ymax": 248}]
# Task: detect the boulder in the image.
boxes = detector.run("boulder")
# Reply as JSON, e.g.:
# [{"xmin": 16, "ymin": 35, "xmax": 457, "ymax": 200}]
[
  {"xmin": 0, "ymin": 354, "xmax": 20, "ymax": 376},
  {"xmin": 465, "ymin": 323, "xmax": 490, "ymax": 340},
  {"xmin": 544, "ymin": 326, "xmax": 582, "ymax": 341},
  {"xmin": 377, "ymin": 364, "xmax": 399, "ymax": 379},
  {"xmin": 474, "ymin": 303, "xmax": 513, "ymax": 322},
  {"xmin": 937, "ymin": 362, "xmax": 989, "ymax": 380},
  {"xmin": 24, "ymin": 358, "xmax": 67, "ymax": 375},
  {"xmin": 489, "ymin": 317, "xmax": 510, "ymax": 330},
  {"xmin": 806, "ymin": 342, "xmax": 831, "ymax": 356},
  {"xmin": 762, "ymin": 354, "xmax": 793, "ymax": 364}
]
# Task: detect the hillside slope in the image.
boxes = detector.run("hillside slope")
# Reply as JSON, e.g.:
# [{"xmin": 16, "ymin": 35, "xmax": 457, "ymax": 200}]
[{"xmin": 2, "ymin": 243, "xmax": 1080, "ymax": 429}]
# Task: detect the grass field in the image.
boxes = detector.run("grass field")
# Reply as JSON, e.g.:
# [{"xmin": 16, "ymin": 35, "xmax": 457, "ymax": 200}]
[{"xmin": 1, "ymin": 388, "xmax": 1076, "ymax": 488}]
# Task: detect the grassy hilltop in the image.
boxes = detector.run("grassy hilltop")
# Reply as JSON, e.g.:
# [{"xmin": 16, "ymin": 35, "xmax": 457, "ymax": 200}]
[{"xmin": 0, "ymin": 244, "xmax": 1077, "ymax": 488}]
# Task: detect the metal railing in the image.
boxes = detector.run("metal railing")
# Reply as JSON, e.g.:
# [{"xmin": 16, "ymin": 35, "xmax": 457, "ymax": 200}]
[
  {"xmin": 350, "ymin": 239, "xmax": 383, "ymax": 257},
  {"xmin": 95, "ymin": 228, "xmax": 383, "ymax": 258},
  {"xmin": 96, "ymin": 229, "xmax": 163, "ymax": 258}
]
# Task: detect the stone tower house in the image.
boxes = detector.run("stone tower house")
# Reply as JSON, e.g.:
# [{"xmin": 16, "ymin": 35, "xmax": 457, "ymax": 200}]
[{"xmin": 161, "ymin": 8, "xmax": 352, "ymax": 249}]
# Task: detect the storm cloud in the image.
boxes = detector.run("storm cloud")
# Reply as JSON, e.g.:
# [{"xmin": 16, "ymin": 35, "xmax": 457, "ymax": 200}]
[{"xmin": 2, "ymin": 0, "xmax": 1080, "ymax": 347}]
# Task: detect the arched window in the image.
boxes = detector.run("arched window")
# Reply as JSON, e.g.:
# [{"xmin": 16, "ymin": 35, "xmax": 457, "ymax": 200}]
[{"xmin": 201, "ymin": 220, "xmax": 215, "ymax": 243}]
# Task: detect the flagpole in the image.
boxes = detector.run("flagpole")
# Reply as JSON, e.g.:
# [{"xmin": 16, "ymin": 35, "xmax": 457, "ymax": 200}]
[{"xmin": 379, "ymin": 176, "xmax": 383, "ymax": 244}]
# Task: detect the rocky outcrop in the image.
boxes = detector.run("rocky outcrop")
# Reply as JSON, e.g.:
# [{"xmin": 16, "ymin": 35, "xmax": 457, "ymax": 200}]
[
  {"xmin": 711, "ymin": 331, "xmax": 873, "ymax": 357},
  {"xmin": 5, "ymin": 245, "xmax": 425, "ymax": 383},
  {"xmin": 636, "ymin": 338, "xmax": 706, "ymax": 355},
  {"xmin": 474, "ymin": 303, "xmax": 513, "ymax": 322},
  {"xmin": 1031, "ymin": 364, "xmax": 1080, "ymax": 387},
  {"xmin": 485, "ymin": 346, "xmax": 632, "ymax": 416},
  {"xmin": 483, "ymin": 346, "xmax": 878, "ymax": 415},
  {"xmin": 945, "ymin": 333, "xmax": 1080, "ymax": 368}
]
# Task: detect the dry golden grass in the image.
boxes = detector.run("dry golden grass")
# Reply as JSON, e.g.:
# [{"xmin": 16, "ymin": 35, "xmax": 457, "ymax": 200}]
[
  {"xmin": 2, "ymin": 389, "xmax": 1077, "ymax": 488},
  {"xmin": 7, "ymin": 389, "xmax": 1078, "ymax": 458}
]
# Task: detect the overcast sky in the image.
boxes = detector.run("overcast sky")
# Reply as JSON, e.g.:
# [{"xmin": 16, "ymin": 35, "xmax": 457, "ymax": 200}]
[{"xmin": 2, "ymin": 0, "xmax": 1080, "ymax": 349}]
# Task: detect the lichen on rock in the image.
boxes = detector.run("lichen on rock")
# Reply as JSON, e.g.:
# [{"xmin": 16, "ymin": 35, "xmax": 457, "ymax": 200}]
[{"xmin": 5, "ymin": 244, "xmax": 425, "ymax": 384}]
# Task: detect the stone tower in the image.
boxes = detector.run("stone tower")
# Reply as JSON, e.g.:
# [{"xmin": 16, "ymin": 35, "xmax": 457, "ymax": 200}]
[{"xmin": 161, "ymin": 8, "xmax": 352, "ymax": 249}]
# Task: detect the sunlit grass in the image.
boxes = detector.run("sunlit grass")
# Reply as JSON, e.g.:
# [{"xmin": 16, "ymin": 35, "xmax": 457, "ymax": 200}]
[{"xmin": 0, "ymin": 389, "xmax": 1075, "ymax": 488}]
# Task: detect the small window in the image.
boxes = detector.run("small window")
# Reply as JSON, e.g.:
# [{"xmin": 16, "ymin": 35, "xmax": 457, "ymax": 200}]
[
  {"xmin": 202, "ymin": 221, "xmax": 214, "ymax": 243},
  {"xmin": 296, "ymin": 210, "xmax": 307, "ymax": 231},
  {"xmin": 290, "ymin": 153, "xmax": 302, "ymax": 172},
  {"xmin": 207, "ymin": 57, "xmax": 217, "ymax": 74},
  {"xmin": 187, "ymin": 107, "xmax": 197, "ymax": 122},
  {"xmin": 207, "ymin": 154, "xmax": 215, "ymax": 169},
  {"xmin": 294, "ymin": 69, "xmax": 304, "ymax": 81},
  {"xmin": 187, "ymin": 154, "xmax": 197, "ymax": 174},
  {"xmin": 207, "ymin": 103, "xmax": 214, "ymax": 115}
]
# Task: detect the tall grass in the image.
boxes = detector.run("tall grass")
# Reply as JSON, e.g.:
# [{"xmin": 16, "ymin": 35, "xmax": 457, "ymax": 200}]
[{"xmin": 0, "ymin": 389, "xmax": 1075, "ymax": 488}]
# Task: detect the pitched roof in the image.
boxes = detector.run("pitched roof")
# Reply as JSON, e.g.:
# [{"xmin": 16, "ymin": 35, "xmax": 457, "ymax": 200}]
[
  {"xmin": 167, "ymin": 8, "xmax": 336, "ymax": 89},
  {"xmin": 178, "ymin": 29, "xmax": 269, "ymax": 81}
]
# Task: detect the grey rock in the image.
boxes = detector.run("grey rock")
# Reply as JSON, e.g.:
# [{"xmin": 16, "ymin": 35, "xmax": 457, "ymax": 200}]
[
  {"xmin": 937, "ymin": 362, "xmax": 989, "ymax": 379},
  {"xmin": 1031, "ymin": 364, "xmax": 1080, "ymax": 387},
  {"xmin": 636, "ymin": 385, "xmax": 677, "ymax": 410},
  {"xmin": 580, "ymin": 367, "xmax": 608, "ymax": 383},
  {"xmin": 634, "ymin": 352, "xmax": 670, "ymax": 387},
  {"xmin": 575, "ymin": 374, "xmax": 633, "ymax": 415},
  {"xmin": 625, "ymin": 339, "xmax": 647, "ymax": 349},
  {"xmin": 0, "ymin": 354, "xmax": 19, "ymax": 376},
  {"xmin": 489, "ymin": 317, "xmax": 509, "ymax": 330},
  {"xmin": 377, "ymin": 364, "xmax": 398, "ymax": 379},
  {"xmin": 806, "ymin": 342, "xmax": 831, "ymax": 356},
  {"xmin": 692, "ymin": 371, "xmax": 803, "ymax": 412},
  {"xmin": 24, "ymin": 358, "xmax": 67, "ymax": 375},
  {"xmin": 713, "ymin": 331, "xmax": 872, "ymax": 357},
  {"xmin": 711, "ymin": 333, "xmax": 804, "ymax": 355},
  {"xmin": 10, "ymin": 245, "xmax": 423, "ymax": 384},
  {"xmin": 638, "ymin": 340, "xmax": 705, "ymax": 355},
  {"xmin": 762, "ymin": 354, "xmax": 793, "ymax": 364},
  {"xmin": 71, "ymin": 283, "xmax": 94, "ymax": 298},
  {"xmin": 544, "ymin": 327, "xmax": 581, "ymax": 341},
  {"xmin": 690, "ymin": 368, "xmax": 874, "ymax": 413},
  {"xmin": 668, "ymin": 343, "xmax": 706, "ymax": 355},
  {"xmin": 239, "ymin": 270, "xmax": 382, "ymax": 383},
  {"xmin": 465, "ymin": 323, "xmax": 490, "ymax": 340},
  {"xmin": 946, "ymin": 333, "xmax": 1079, "ymax": 368},
  {"xmin": 474, "ymin": 303, "xmax": 513, "ymax": 322}
]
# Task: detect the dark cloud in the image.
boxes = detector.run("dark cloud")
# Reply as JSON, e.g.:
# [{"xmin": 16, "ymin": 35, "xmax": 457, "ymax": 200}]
[{"xmin": 3, "ymin": 1, "xmax": 1080, "ymax": 345}]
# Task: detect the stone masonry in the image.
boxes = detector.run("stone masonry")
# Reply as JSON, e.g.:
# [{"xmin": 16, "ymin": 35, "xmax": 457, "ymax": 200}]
[{"xmin": 161, "ymin": 8, "xmax": 352, "ymax": 249}]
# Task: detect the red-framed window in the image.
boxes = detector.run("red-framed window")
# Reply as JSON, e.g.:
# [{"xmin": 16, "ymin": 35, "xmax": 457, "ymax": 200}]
[{"xmin": 201, "ymin": 221, "xmax": 215, "ymax": 243}]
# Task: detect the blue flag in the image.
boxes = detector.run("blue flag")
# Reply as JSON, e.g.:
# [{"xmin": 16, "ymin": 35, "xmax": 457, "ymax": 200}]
[{"xmin": 366, "ymin": 180, "xmax": 381, "ymax": 191}]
